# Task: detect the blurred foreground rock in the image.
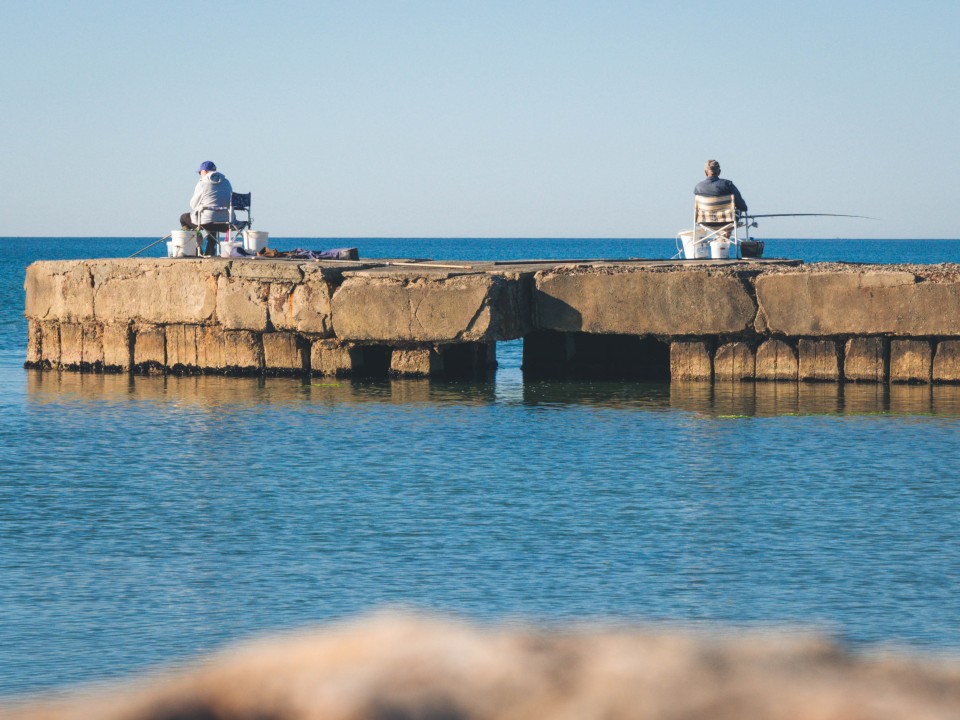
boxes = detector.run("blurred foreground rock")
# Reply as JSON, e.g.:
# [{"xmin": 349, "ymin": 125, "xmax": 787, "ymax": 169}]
[{"xmin": 4, "ymin": 614, "xmax": 960, "ymax": 720}]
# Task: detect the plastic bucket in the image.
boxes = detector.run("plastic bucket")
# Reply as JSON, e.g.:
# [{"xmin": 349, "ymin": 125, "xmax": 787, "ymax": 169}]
[
  {"xmin": 169, "ymin": 230, "xmax": 197, "ymax": 257},
  {"xmin": 678, "ymin": 230, "xmax": 709, "ymax": 259},
  {"xmin": 709, "ymin": 239, "xmax": 731, "ymax": 259},
  {"xmin": 243, "ymin": 230, "xmax": 269, "ymax": 253},
  {"xmin": 219, "ymin": 240, "xmax": 243, "ymax": 258}
]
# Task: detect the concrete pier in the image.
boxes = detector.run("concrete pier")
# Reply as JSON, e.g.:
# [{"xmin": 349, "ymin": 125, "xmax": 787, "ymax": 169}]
[{"xmin": 24, "ymin": 257, "xmax": 960, "ymax": 383}]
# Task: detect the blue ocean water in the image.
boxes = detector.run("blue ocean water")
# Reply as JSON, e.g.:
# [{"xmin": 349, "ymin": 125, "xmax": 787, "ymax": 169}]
[{"xmin": 2, "ymin": 237, "xmax": 960, "ymax": 698}]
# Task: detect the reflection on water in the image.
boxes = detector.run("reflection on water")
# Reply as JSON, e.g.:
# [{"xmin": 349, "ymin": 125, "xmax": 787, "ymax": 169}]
[
  {"xmin": 671, "ymin": 381, "xmax": 960, "ymax": 418},
  {"xmin": 8, "ymin": 240, "xmax": 960, "ymax": 698},
  {"xmin": 7, "ymin": 362, "xmax": 960, "ymax": 697},
  {"xmin": 26, "ymin": 369, "xmax": 960, "ymax": 418},
  {"xmin": 24, "ymin": 370, "xmax": 499, "ymax": 408}
]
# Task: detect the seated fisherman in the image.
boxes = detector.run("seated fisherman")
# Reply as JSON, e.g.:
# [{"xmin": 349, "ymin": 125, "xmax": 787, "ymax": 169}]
[
  {"xmin": 179, "ymin": 161, "xmax": 233, "ymax": 256},
  {"xmin": 695, "ymin": 159, "xmax": 747, "ymax": 212}
]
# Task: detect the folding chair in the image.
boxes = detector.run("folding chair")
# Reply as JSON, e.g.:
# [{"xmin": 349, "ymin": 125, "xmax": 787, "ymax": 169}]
[
  {"xmin": 225, "ymin": 192, "xmax": 252, "ymax": 241},
  {"xmin": 198, "ymin": 192, "xmax": 252, "ymax": 255},
  {"xmin": 694, "ymin": 194, "xmax": 741, "ymax": 259}
]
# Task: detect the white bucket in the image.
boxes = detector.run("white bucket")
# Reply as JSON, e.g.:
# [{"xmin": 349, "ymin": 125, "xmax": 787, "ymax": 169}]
[
  {"xmin": 243, "ymin": 230, "xmax": 269, "ymax": 253},
  {"xmin": 678, "ymin": 230, "xmax": 709, "ymax": 259},
  {"xmin": 709, "ymin": 239, "xmax": 732, "ymax": 259},
  {"xmin": 219, "ymin": 240, "xmax": 243, "ymax": 258},
  {"xmin": 168, "ymin": 230, "xmax": 197, "ymax": 257}
]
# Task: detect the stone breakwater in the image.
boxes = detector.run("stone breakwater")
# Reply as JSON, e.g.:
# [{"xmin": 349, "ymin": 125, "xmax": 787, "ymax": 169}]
[
  {"xmin": 23, "ymin": 257, "xmax": 960, "ymax": 383},
  {"xmin": 3, "ymin": 614, "xmax": 960, "ymax": 720}
]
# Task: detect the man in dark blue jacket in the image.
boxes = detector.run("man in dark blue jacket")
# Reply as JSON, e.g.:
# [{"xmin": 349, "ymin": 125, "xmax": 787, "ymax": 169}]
[{"xmin": 694, "ymin": 159, "xmax": 747, "ymax": 213}]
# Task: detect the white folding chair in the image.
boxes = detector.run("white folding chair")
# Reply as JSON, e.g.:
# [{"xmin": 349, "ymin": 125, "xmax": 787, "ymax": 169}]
[{"xmin": 694, "ymin": 194, "xmax": 741, "ymax": 258}]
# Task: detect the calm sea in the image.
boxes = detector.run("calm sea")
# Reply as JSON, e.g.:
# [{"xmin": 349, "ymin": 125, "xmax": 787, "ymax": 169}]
[{"xmin": 2, "ymin": 237, "xmax": 960, "ymax": 697}]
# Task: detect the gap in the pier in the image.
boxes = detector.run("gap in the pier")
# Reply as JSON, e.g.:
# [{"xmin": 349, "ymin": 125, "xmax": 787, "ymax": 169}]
[
  {"xmin": 519, "ymin": 332, "xmax": 670, "ymax": 382},
  {"xmin": 353, "ymin": 345, "xmax": 392, "ymax": 377}
]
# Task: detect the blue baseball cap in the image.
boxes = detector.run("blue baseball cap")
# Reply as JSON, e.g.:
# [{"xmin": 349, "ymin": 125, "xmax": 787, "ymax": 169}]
[{"xmin": 197, "ymin": 161, "xmax": 217, "ymax": 173}]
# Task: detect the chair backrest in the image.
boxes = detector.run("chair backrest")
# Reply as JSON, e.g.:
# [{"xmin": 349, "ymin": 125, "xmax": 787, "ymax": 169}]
[
  {"xmin": 230, "ymin": 192, "xmax": 251, "ymax": 211},
  {"xmin": 695, "ymin": 194, "xmax": 736, "ymax": 224}
]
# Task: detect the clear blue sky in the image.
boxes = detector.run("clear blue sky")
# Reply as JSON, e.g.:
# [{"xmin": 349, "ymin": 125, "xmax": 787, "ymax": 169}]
[{"xmin": 1, "ymin": 1, "xmax": 957, "ymax": 238}]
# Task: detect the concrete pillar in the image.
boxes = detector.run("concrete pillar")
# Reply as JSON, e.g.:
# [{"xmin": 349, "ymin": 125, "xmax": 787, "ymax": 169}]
[
  {"xmin": 262, "ymin": 332, "xmax": 308, "ymax": 375},
  {"xmin": 714, "ymin": 341, "xmax": 755, "ymax": 381},
  {"xmin": 844, "ymin": 337, "xmax": 887, "ymax": 383},
  {"xmin": 82, "ymin": 324, "xmax": 104, "ymax": 368},
  {"xmin": 390, "ymin": 347, "xmax": 444, "ymax": 377},
  {"xmin": 133, "ymin": 325, "xmax": 166, "ymax": 370},
  {"xmin": 670, "ymin": 340, "xmax": 712, "ymax": 381},
  {"xmin": 754, "ymin": 339, "xmax": 797, "ymax": 381},
  {"xmin": 223, "ymin": 330, "xmax": 264, "ymax": 372},
  {"xmin": 39, "ymin": 321, "xmax": 60, "ymax": 368},
  {"xmin": 798, "ymin": 339, "xmax": 839, "ymax": 381},
  {"xmin": 166, "ymin": 325, "xmax": 200, "ymax": 370},
  {"xmin": 311, "ymin": 339, "xmax": 362, "ymax": 377},
  {"xmin": 933, "ymin": 340, "xmax": 960, "ymax": 383},
  {"xmin": 57, "ymin": 322, "xmax": 103, "ymax": 369},
  {"xmin": 26, "ymin": 320, "xmax": 42, "ymax": 366},
  {"xmin": 103, "ymin": 323, "xmax": 132, "ymax": 371},
  {"xmin": 890, "ymin": 339, "xmax": 932, "ymax": 383},
  {"xmin": 59, "ymin": 322, "xmax": 84, "ymax": 368},
  {"xmin": 197, "ymin": 326, "xmax": 226, "ymax": 371}
]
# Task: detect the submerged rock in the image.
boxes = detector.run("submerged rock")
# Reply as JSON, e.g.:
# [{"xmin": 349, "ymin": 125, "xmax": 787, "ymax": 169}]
[{"xmin": 3, "ymin": 613, "xmax": 960, "ymax": 720}]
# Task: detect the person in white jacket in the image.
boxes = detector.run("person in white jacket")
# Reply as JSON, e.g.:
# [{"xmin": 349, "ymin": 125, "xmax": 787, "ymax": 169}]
[{"xmin": 179, "ymin": 161, "xmax": 233, "ymax": 255}]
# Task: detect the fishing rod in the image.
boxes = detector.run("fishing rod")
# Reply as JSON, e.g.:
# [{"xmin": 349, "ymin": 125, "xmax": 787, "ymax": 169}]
[
  {"xmin": 747, "ymin": 213, "xmax": 876, "ymax": 219},
  {"xmin": 738, "ymin": 212, "xmax": 877, "ymax": 231},
  {"xmin": 129, "ymin": 233, "xmax": 172, "ymax": 258}
]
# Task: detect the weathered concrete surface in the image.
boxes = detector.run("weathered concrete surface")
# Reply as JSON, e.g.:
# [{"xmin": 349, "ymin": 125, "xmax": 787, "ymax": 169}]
[
  {"xmin": 25, "ymin": 320, "xmax": 41, "ymax": 366},
  {"xmin": 102, "ymin": 324, "xmax": 131, "ymax": 370},
  {"xmin": 670, "ymin": 340, "xmax": 712, "ymax": 381},
  {"xmin": 165, "ymin": 324, "xmax": 200, "ymax": 370},
  {"xmin": 25, "ymin": 258, "xmax": 960, "ymax": 382},
  {"xmin": 216, "ymin": 274, "xmax": 269, "ymax": 331},
  {"xmin": 890, "ymin": 339, "xmax": 933, "ymax": 383},
  {"xmin": 331, "ymin": 271, "xmax": 514, "ymax": 343},
  {"xmin": 132, "ymin": 324, "xmax": 165, "ymax": 369},
  {"xmin": 5, "ymin": 614, "xmax": 960, "ymax": 720},
  {"xmin": 755, "ymin": 338, "xmax": 798, "ymax": 381},
  {"xmin": 26, "ymin": 259, "xmax": 220, "ymax": 325},
  {"xmin": 844, "ymin": 337, "xmax": 888, "ymax": 383},
  {"xmin": 24, "ymin": 261, "xmax": 96, "ymax": 323},
  {"xmin": 757, "ymin": 269, "xmax": 960, "ymax": 336},
  {"xmin": 38, "ymin": 321, "xmax": 60, "ymax": 368},
  {"xmin": 224, "ymin": 330, "xmax": 263, "ymax": 371},
  {"xmin": 798, "ymin": 339, "xmax": 840, "ymax": 381},
  {"xmin": 933, "ymin": 340, "xmax": 960, "ymax": 382},
  {"xmin": 25, "ymin": 259, "xmax": 336, "ymax": 336},
  {"xmin": 268, "ymin": 266, "xmax": 335, "ymax": 335},
  {"xmin": 262, "ymin": 332, "xmax": 307, "ymax": 374},
  {"xmin": 311, "ymin": 339, "xmax": 361, "ymax": 377},
  {"xmin": 58, "ymin": 322, "xmax": 86, "ymax": 368},
  {"xmin": 390, "ymin": 347, "xmax": 444, "ymax": 376},
  {"xmin": 714, "ymin": 341, "xmax": 755, "ymax": 381},
  {"xmin": 534, "ymin": 266, "xmax": 756, "ymax": 335}
]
